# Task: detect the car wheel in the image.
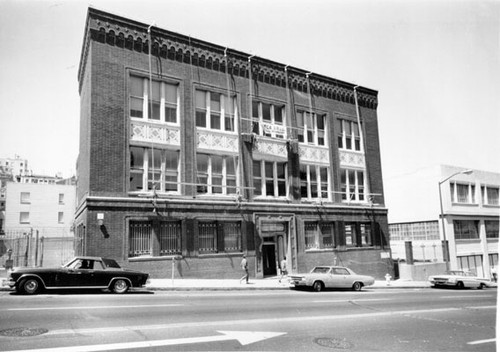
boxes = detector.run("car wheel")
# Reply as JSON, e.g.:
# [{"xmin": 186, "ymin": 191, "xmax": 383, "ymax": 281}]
[
  {"xmin": 111, "ymin": 279, "xmax": 129, "ymax": 294},
  {"xmin": 20, "ymin": 278, "xmax": 41, "ymax": 295},
  {"xmin": 312, "ymin": 281, "xmax": 323, "ymax": 292},
  {"xmin": 352, "ymin": 282, "xmax": 363, "ymax": 291},
  {"xmin": 478, "ymin": 283, "xmax": 486, "ymax": 290},
  {"xmin": 456, "ymin": 281, "xmax": 465, "ymax": 289}
]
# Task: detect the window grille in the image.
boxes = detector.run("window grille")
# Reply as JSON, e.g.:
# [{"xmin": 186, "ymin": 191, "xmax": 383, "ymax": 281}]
[
  {"xmin": 199, "ymin": 222, "xmax": 217, "ymax": 253},
  {"xmin": 159, "ymin": 222, "xmax": 181, "ymax": 255},
  {"xmin": 305, "ymin": 222, "xmax": 319, "ymax": 249},
  {"xmin": 223, "ymin": 222, "xmax": 241, "ymax": 251},
  {"xmin": 320, "ymin": 223, "xmax": 334, "ymax": 248},
  {"xmin": 198, "ymin": 221, "xmax": 242, "ymax": 253},
  {"xmin": 129, "ymin": 221, "xmax": 152, "ymax": 257}
]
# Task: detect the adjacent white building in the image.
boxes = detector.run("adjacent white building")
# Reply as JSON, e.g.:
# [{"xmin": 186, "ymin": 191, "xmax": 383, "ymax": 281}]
[
  {"xmin": 387, "ymin": 165, "xmax": 499, "ymax": 279},
  {"xmin": 4, "ymin": 182, "xmax": 76, "ymax": 237}
]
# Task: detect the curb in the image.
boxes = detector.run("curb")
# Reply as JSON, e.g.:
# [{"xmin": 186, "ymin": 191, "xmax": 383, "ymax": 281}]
[{"xmin": 0, "ymin": 285, "xmax": 432, "ymax": 293}]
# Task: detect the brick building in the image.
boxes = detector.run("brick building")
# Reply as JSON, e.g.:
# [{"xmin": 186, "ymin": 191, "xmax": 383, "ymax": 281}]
[{"xmin": 75, "ymin": 8, "xmax": 391, "ymax": 279}]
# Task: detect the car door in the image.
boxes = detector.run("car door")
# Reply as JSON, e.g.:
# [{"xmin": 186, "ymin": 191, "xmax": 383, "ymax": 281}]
[
  {"xmin": 332, "ymin": 268, "xmax": 352, "ymax": 288},
  {"xmin": 57, "ymin": 259, "xmax": 97, "ymax": 287},
  {"xmin": 92, "ymin": 259, "xmax": 114, "ymax": 287},
  {"xmin": 325, "ymin": 268, "xmax": 345, "ymax": 288}
]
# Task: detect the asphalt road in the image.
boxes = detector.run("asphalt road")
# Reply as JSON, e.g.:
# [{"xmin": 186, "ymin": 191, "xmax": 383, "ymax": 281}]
[{"xmin": 0, "ymin": 287, "xmax": 496, "ymax": 351}]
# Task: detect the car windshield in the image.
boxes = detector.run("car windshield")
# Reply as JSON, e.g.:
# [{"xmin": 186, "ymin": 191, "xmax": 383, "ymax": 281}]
[
  {"xmin": 102, "ymin": 258, "xmax": 121, "ymax": 269},
  {"xmin": 311, "ymin": 267, "xmax": 331, "ymax": 274}
]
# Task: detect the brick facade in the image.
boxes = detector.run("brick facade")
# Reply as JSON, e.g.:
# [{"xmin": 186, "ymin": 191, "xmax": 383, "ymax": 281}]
[{"xmin": 75, "ymin": 8, "xmax": 392, "ymax": 280}]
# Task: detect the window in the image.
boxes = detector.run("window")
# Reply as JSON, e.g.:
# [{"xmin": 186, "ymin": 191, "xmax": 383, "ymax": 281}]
[
  {"xmin": 304, "ymin": 222, "xmax": 335, "ymax": 250},
  {"xmin": 300, "ymin": 164, "xmax": 330, "ymax": 200},
  {"xmin": 58, "ymin": 212, "xmax": 64, "ymax": 224},
  {"xmin": 129, "ymin": 147, "xmax": 180, "ymax": 193},
  {"xmin": 337, "ymin": 119, "xmax": 361, "ymax": 151},
  {"xmin": 481, "ymin": 186, "xmax": 499, "ymax": 206},
  {"xmin": 158, "ymin": 222, "xmax": 182, "ymax": 255},
  {"xmin": 196, "ymin": 153, "xmax": 238, "ymax": 195},
  {"xmin": 485, "ymin": 220, "xmax": 499, "ymax": 239},
  {"xmin": 129, "ymin": 76, "xmax": 179, "ymax": 123},
  {"xmin": 196, "ymin": 89, "xmax": 237, "ymax": 132},
  {"xmin": 19, "ymin": 212, "xmax": 30, "ymax": 224},
  {"xmin": 58, "ymin": 193, "xmax": 64, "ymax": 204},
  {"xmin": 453, "ymin": 220, "xmax": 479, "ymax": 240},
  {"xmin": 340, "ymin": 169, "xmax": 365, "ymax": 202},
  {"xmin": 345, "ymin": 223, "xmax": 356, "ymax": 247},
  {"xmin": 252, "ymin": 100, "xmax": 286, "ymax": 138},
  {"xmin": 253, "ymin": 160, "xmax": 287, "ymax": 198},
  {"xmin": 360, "ymin": 223, "xmax": 373, "ymax": 246},
  {"xmin": 450, "ymin": 182, "xmax": 476, "ymax": 204},
  {"xmin": 344, "ymin": 223, "xmax": 373, "ymax": 247},
  {"xmin": 198, "ymin": 221, "xmax": 241, "ymax": 253},
  {"xmin": 129, "ymin": 221, "xmax": 181, "ymax": 258},
  {"xmin": 297, "ymin": 111, "xmax": 326, "ymax": 145},
  {"xmin": 20, "ymin": 192, "xmax": 30, "ymax": 204}
]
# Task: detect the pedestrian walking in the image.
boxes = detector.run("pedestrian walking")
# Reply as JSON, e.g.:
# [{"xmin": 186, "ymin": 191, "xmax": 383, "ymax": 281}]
[
  {"xmin": 279, "ymin": 257, "xmax": 287, "ymax": 283},
  {"xmin": 239, "ymin": 254, "xmax": 249, "ymax": 284}
]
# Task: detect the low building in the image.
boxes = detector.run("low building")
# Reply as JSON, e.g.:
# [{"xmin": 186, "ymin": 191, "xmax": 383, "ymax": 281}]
[
  {"xmin": 388, "ymin": 165, "xmax": 499, "ymax": 279},
  {"xmin": 2, "ymin": 182, "xmax": 76, "ymax": 267},
  {"xmin": 74, "ymin": 8, "xmax": 391, "ymax": 279}
]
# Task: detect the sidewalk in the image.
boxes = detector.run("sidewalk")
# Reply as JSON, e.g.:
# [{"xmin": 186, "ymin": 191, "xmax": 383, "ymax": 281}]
[{"xmin": 144, "ymin": 277, "xmax": 431, "ymax": 291}]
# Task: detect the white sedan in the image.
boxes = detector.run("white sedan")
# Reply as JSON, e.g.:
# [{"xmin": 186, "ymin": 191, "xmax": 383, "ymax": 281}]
[
  {"xmin": 428, "ymin": 270, "xmax": 492, "ymax": 289},
  {"xmin": 289, "ymin": 266, "xmax": 375, "ymax": 292}
]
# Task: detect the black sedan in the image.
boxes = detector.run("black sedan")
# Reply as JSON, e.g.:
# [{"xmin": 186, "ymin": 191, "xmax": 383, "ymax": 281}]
[{"xmin": 3, "ymin": 256, "xmax": 149, "ymax": 295}]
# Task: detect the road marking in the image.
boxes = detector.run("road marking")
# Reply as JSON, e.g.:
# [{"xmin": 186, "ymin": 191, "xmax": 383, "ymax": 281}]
[
  {"xmin": 313, "ymin": 298, "xmax": 389, "ymax": 303},
  {"xmin": 465, "ymin": 305, "xmax": 496, "ymax": 309},
  {"xmin": 6, "ymin": 304, "xmax": 183, "ymax": 311},
  {"xmin": 467, "ymin": 338, "xmax": 496, "ymax": 345},
  {"xmin": 440, "ymin": 295, "xmax": 494, "ymax": 299},
  {"xmin": 3, "ymin": 330, "xmax": 286, "ymax": 352},
  {"xmin": 41, "ymin": 306, "xmax": 495, "ymax": 337}
]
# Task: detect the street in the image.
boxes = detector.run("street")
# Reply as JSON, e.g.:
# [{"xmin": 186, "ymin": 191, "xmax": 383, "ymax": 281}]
[{"xmin": 0, "ymin": 288, "xmax": 496, "ymax": 351}]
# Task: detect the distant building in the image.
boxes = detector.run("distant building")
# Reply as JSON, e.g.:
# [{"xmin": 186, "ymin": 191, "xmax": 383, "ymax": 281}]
[
  {"xmin": 4, "ymin": 182, "xmax": 76, "ymax": 237},
  {"xmin": 388, "ymin": 165, "xmax": 499, "ymax": 278},
  {"xmin": 74, "ymin": 8, "xmax": 390, "ymax": 280},
  {"xmin": 0, "ymin": 155, "xmax": 29, "ymax": 180}
]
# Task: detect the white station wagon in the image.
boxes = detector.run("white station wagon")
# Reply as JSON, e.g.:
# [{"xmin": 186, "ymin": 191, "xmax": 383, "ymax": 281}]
[{"xmin": 289, "ymin": 266, "xmax": 375, "ymax": 292}]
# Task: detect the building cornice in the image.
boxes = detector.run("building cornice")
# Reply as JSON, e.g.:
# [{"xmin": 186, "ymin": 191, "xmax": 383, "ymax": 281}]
[
  {"xmin": 75, "ymin": 194, "xmax": 388, "ymax": 219},
  {"xmin": 79, "ymin": 7, "xmax": 378, "ymax": 109}
]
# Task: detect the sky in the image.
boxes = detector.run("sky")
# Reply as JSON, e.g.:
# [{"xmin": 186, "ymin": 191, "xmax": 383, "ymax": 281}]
[{"xmin": 0, "ymin": 0, "xmax": 499, "ymax": 215}]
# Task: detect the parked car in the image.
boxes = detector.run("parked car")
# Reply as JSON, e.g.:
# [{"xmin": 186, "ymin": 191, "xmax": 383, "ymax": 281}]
[
  {"xmin": 3, "ymin": 256, "xmax": 149, "ymax": 295},
  {"xmin": 428, "ymin": 270, "xmax": 492, "ymax": 289},
  {"xmin": 289, "ymin": 266, "xmax": 375, "ymax": 292}
]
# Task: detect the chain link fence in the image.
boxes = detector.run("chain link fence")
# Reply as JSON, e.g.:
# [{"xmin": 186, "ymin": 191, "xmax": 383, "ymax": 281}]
[{"xmin": 0, "ymin": 228, "xmax": 75, "ymax": 269}]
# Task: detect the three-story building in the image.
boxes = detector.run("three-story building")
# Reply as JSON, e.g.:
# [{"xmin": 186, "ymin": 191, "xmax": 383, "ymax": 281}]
[{"xmin": 75, "ymin": 8, "xmax": 391, "ymax": 279}]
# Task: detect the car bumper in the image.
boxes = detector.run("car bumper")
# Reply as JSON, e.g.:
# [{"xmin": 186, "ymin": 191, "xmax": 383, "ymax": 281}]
[
  {"xmin": 289, "ymin": 279, "xmax": 309, "ymax": 287},
  {"xmin": 2, "ymin": 278, "xmax": 16, "ymax": 288}
]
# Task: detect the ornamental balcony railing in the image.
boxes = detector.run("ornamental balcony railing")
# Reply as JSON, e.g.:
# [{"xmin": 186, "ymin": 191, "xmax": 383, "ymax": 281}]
[
  {"xmin": 197, "ymin": 129, "xmax": 239, "ymax": 154},
  {"xmin": 253, "ymin": 136, "xmax": 288, "ymax": 159},
  {"xmin": 130, "ymin": 119, "xmax": 181, "ymax": 147},
  {"xmin": 339, "ymin": 149, "xmax": 365, "ymax": 169},
  {"xmin": 299, "ymin": 145, "xmax": 330, "ymax": 165}
]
